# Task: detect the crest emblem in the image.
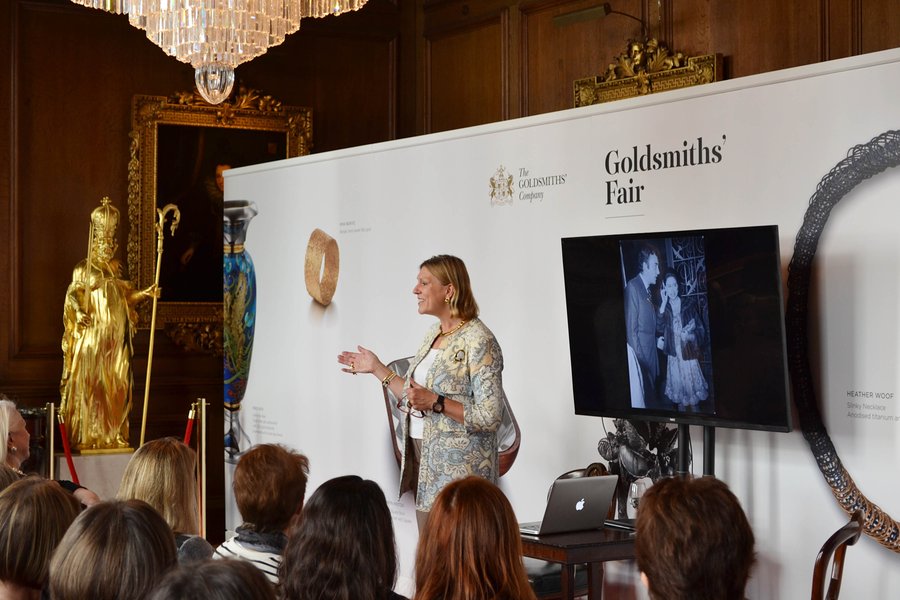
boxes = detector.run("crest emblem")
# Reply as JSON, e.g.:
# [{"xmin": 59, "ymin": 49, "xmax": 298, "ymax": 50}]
[{"xmin": 489, "ymin": 165, "xmax": 514, "ymax": 206}]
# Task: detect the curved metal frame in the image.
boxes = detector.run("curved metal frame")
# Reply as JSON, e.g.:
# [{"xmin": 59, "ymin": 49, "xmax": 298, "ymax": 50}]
[{"xmin": 786, "ymin": 130, "xmax": 900, "ymax": 552}]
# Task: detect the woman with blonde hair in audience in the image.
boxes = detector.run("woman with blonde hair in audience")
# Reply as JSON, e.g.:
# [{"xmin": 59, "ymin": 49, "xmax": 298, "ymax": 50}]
[
  {"xmin": 148, "ymin": 559, "xmax": 276, "ymax": 600},
  {"xmin": 117, "ymin": 436, "xmax": 213, "ymax": 562},
  {"xmin": 49, "ymin": 499, "xmax": 176, "ymax": 600},
  {"xmin": 414, "ymin": 476, "xmax": 536, "ymax": 600},
  {"xmin": 0, "ymin": 477, "xmax": 80, "ymax": 599},
  {"xmin": 280, "ymin": 475, "xmax": 407, "ymax": 600},
  {"xmin": 214, "ymin": 444, "xmax": 310, "ymax": 584}
]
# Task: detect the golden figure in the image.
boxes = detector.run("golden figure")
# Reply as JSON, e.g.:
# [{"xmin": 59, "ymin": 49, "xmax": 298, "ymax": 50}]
[{"xmin": 60, "ymin": 197, "xmax": 158, "ymax": 450}]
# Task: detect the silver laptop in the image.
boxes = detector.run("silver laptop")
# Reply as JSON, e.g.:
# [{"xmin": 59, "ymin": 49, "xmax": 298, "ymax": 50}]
[{"xmin": 519, "ymin": 475, "xmax": 618, "ymax": 536}]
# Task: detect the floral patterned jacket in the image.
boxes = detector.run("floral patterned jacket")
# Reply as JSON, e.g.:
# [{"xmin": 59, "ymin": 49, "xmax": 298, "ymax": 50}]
[{"xmin": 400, "ymin": 317, "xmax": 505, "ymax": 511}]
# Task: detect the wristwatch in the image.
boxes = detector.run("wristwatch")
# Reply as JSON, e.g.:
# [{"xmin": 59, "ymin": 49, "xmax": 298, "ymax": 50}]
[{"xmin": 432, "ymin": 395, "xmax": 446, "ymax": 414}]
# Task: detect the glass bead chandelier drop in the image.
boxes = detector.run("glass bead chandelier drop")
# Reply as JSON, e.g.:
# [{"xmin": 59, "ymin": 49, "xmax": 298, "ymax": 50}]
[
  {"xmin": 69, "ymin": 0, "xmax": 368, "ymax": 105},
  {"xmin": 301, "ymin": 0, "xmax": 369, "ymax": 18}
]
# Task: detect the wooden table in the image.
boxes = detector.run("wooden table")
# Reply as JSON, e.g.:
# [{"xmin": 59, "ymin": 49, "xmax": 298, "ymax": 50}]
[{"xmin": 521, "ymin": 528, "xmax": 636, "ymax": 600}]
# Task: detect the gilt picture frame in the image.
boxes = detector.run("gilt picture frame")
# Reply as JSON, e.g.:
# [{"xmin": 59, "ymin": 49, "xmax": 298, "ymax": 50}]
[
  {"xmin": 127, "ymin": 88, "xmax": 312, "ymax": 350},
  {"xmin": 574, "ymin": 39, "xmax": 721, "ymax": 107}
]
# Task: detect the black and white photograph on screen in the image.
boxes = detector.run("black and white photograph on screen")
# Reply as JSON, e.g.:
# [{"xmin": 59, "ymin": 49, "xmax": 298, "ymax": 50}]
[{"xmin": 620, "ymin": 236, "xmax": 715, "ymax": 415}]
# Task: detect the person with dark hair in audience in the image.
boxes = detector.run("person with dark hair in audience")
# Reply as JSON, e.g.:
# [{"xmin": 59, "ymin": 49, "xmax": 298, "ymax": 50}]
[
  {"xmin": 214, "ymin": 444, "xmax": 310, "ymax": 583},
  {"xmin": 635, "ymin": 476, "xmax": 756, "ymax": 600},
  {"xmin": 148, "ymin": 559, "xmax": 276, "ymax": 600},
  {"xmin": 414, "ymin": 476, "xmax": 536, "ymax": 600},
  {"xmin": 280, "ymin": 475, "xmax": 407, "ymax": 600},
  {"xmin": 0, "ymin": 477, "xmax": 81, "ymax": 599},
  {"xmin": 117, "ymin": 436, "xmax": 213, "ymax": 563},
  {"xmin": 49, "ymin": 499, "xmax": 177, "ymax": 600}
]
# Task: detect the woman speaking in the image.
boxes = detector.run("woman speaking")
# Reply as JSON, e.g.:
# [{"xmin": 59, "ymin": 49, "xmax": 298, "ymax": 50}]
[{"xmin": 338, "ymin": 255, "xmax": 505, "ymax": 527}]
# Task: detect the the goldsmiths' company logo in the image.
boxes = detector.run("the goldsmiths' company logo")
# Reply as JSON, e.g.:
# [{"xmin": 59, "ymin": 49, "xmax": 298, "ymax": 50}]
[
  {"xmin": 489, "ymin": 165, "xmax": 514, "ymax": 206},
  {"xmin": 489, "ymin": 164, "xmax": 568, "ymax": 206}
]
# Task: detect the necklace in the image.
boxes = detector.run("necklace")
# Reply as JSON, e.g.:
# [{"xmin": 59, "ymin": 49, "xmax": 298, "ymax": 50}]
[{"xmin": 439, "ymin": 320, "xmax": 467, "ymax": 337}]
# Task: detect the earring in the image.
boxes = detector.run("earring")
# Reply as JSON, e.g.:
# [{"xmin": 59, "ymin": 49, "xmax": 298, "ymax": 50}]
[
  {"xmin": 8, "ymin": 446, "xmax": 16, "ymax": 454},
  {"xmin": 444, "ymin": 297, "xmax": 450, "ymax": 303}
]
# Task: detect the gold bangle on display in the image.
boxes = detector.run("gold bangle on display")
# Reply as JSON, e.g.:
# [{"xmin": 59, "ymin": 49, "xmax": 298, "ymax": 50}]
[{"xmin": 304, "ymin": 228, "xmax": 340, "ymax": 306}]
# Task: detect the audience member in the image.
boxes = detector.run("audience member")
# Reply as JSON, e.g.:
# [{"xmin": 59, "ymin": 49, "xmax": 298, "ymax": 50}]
[
  {"xmin": 635, "ymin": 476, "xmax": 755, "ymax": 600},
  {"xmin": 0, "ymin": 464, "xmax": 21, "ymax": 493},
  {"xmin": 0, "ymin": 477, "xmax": 80, "ymax": 599},
  {"xmin": 214, "ymin": 444, "xmax": 309, "ymax": 584},
  {"xmin": 0, "ymin": 399, "xmax": 29, "ymax": 474},
  {"xmin": 280, "ymin": 475, "xmax": 407, "ymax": 600},
  {"xmin": 49, "ymin": 499, "xmax": 176, "ymax": 600},
  {"xmin": 0, "ymin": 398, "xmax": 100, "ymax": 507},
  {"xmin": 117, "ymin": 437, "xmax": 213, "ymax": 562},
  {"xmin": 148, "ymin": 559, "xmax": 275, "ymax": 600},
  {"xmin": 414, "ymin": 476, "xmax": 536, "ymax": 600}
]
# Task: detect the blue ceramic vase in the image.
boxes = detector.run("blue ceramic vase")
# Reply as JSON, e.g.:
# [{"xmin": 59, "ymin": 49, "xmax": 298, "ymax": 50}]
[{"xmin": 223, "ymin": 200, "xmax": 258, "ymax": 459}]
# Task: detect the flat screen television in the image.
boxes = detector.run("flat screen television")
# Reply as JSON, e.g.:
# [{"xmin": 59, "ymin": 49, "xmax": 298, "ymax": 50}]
[{"xmin": 561, "ymin": 224, "xmax": 792, "ymax": 432}]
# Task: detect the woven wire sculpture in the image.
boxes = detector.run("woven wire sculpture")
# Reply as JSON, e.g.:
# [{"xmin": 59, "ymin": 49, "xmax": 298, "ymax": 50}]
[{"xmin": 786, "ymin": 129, "xmax": 900, "ymax": 552}]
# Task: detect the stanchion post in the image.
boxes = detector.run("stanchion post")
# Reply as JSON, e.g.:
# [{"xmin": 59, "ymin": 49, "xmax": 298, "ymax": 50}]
[
  {"xmin": 46, "ymin": 402, "xmax": 55, "ymax": 480},
  {"xmin": 199, "ymin": 397, "xmax": 207, "ymax": 538}
]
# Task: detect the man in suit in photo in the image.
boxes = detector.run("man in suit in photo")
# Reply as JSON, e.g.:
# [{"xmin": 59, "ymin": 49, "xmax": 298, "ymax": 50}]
[{"xmin": 624, "ymin": 245, "xmax": 662, "ymax": 408}]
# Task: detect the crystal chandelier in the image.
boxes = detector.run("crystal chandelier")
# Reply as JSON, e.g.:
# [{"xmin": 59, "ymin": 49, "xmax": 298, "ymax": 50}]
[
  {"xmin": 301, "ymin": 0, "xmax": 369, "ymax": 18},
  {"xmin": 69, "ymin": 0, "xmax": 369, "ymax": 105}
]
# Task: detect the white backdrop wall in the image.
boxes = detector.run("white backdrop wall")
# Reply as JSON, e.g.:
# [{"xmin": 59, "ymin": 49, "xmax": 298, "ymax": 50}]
[{"xmin": 225, "ymin": 48, "xmax": 900, "ymax": 598}]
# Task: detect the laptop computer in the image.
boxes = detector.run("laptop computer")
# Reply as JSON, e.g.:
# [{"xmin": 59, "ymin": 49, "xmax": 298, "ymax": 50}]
[{"xmin": 519, "ymin": 475, "xmax": 619, "ymax": 536}]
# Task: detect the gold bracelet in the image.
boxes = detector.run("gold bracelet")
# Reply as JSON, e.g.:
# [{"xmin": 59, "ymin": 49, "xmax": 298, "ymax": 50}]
[
  {"xmin": 304, "ymin": 228, "xmax": 340, "ymax": 306},
  {"xmin": 381, "ymin": 371, "xmax": 397, "ymax": 388}
]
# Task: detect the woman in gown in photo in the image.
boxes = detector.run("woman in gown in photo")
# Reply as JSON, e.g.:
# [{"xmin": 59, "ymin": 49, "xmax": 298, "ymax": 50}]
[{"xmin": 657, "ymin": 272, "xmax": 709, "ymax": 411}]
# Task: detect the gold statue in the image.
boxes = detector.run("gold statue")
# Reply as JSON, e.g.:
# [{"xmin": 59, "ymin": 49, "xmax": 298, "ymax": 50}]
[{"xmin": 60, "ymin": 197, "xmax": 158, "ymax": 450}]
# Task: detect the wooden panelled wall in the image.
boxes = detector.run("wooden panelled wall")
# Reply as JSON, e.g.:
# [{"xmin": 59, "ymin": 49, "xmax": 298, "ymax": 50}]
[
  {"xmin": 420, "ymin": 0, "xmax": 900, "ymax": 131},
  {"xmin": 1, "ymin": 0, "xmax": 897, "ymax": 537}
]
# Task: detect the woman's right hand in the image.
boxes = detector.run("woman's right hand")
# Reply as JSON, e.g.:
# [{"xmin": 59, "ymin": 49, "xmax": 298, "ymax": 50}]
[{"xmin": 337, "ymin": 345, "xmax": 382, "ymax": 375}]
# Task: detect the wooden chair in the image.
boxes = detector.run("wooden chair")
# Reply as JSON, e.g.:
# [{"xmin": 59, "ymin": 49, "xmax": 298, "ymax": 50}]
[{"xmin": 810, "ymin": 511, "xmax": 863, "ymax": 600}]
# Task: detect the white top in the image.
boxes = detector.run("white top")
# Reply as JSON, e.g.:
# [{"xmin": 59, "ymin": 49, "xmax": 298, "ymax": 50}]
[
  {"xmin": 213, "ymin": 538, "xmax": 281, "ymax": 584},
  {"xmin": 409, "ymin": 349, "xmax": 438, "ymax": 439}
]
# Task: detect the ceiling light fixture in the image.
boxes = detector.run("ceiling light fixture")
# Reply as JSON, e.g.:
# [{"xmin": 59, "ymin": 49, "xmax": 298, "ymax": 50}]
[{"xmin": 69, "ymin": 0, "xmax": 368, "ymax": 105}]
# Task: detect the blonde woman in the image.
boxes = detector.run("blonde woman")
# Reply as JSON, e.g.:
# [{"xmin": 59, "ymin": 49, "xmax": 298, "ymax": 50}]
[
  {"xmin": 117, "ymin": 437, "xmax": 212, "ymax": 562},
  {"xmin": 338, "ymin": 255, "xmax": 506, "ymax": 529}
]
